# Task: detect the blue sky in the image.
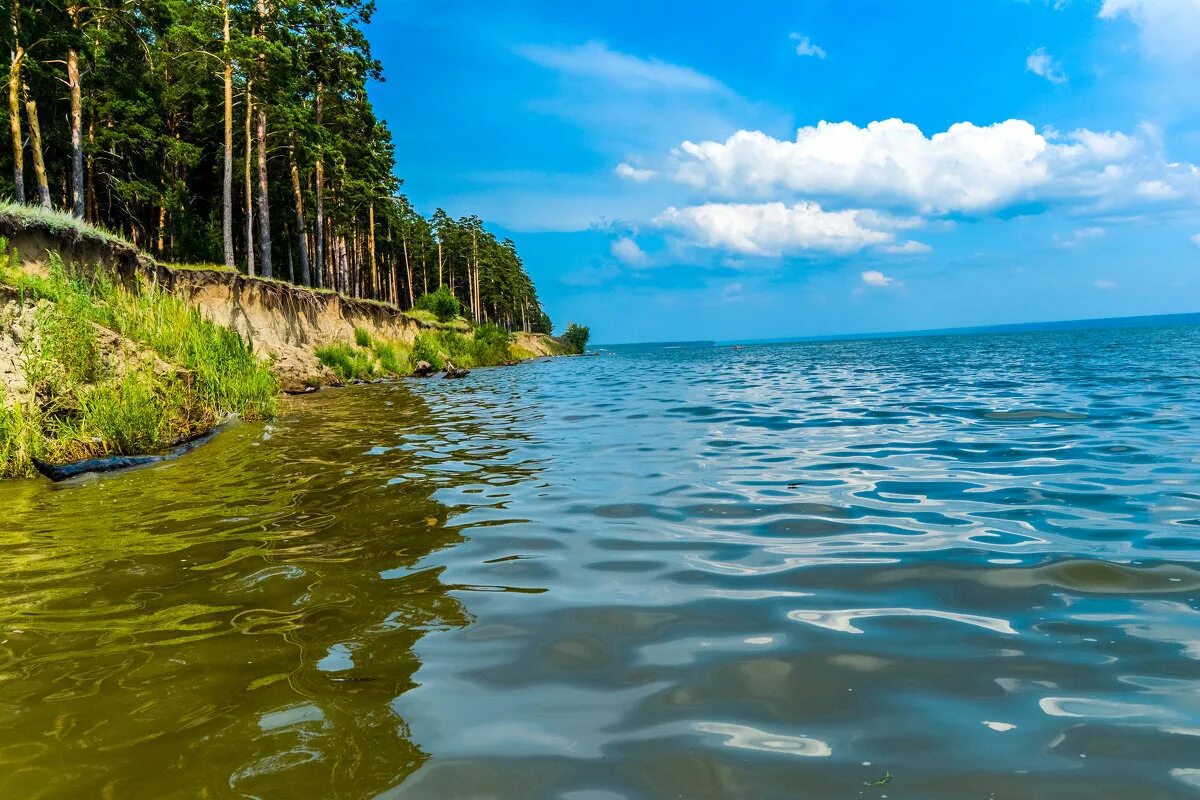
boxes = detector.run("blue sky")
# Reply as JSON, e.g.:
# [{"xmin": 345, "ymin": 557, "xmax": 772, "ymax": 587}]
[{"xmin": 366, "ymin": 0, "xmax": 1200, "ymax": 343}]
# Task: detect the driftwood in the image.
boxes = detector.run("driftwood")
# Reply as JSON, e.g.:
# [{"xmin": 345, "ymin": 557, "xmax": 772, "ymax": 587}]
[{"xmin": 31, "ymin": 423, "xmax": 229, "ymax": 482}]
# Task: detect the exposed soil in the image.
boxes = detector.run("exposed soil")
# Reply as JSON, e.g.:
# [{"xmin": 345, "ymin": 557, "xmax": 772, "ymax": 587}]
[{"xmin": 1, "ymin": 215, "xmax": 567, "ymax": 394}]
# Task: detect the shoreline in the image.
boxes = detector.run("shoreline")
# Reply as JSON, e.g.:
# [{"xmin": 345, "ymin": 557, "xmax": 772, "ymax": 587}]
[{"xmin": 0, "ymin": 209, "xmax": 576, "ymax": 481}]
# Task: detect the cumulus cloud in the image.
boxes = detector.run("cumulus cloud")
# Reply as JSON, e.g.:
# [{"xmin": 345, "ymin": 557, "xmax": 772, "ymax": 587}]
[
  {"xmin": 1094, "ymin": 279, "xmax": 1118, "ymax": 289},
  {"xmin": 669, "ymin": 118, "xmax": 1200, "ymax": 215},
  {"xmin": 615, "ymin": 162, "xmax": 657, "ymax": 182},
  {"xmin": 611, "ymin": 236, "xmax": 649, "ymax": 265},
  {"xmin": 1026, "ymin": 47, "xmax": 1068, "ymax": 83},
  {"xmin": 655, "ymin": 201, "xmax": 896, "ymax": 257},
  {"xmin": 1099, "ymin": 0, "xmax": 1200, "ymax": 62},
  {"xmin": 790, "ymin": 33, "xmax": 827, "ymax": 59},
  {"xmin": 517, "ymin": 41, "xmax": 728, "ymax": 93},
  {"xmin": 861, "ymin": 270, "xmax": 894, "ymax": 287}
]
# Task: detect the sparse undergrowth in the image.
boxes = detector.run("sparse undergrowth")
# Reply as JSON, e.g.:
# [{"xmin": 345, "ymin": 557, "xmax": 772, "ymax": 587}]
[
  {"xmin": 0, "ymin": 249, "xmax": 277, "ymax": 478},
  {"xmin": 317, "ymin": 324, "xmax": 525, "ymax": 382}
]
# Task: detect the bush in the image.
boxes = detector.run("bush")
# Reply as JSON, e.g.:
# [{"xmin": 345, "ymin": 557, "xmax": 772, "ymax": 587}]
[
  {"xmin": 562, "ymin": 323, "xmax": 590, "ymax": 355},
  {"xmin": 410, "ymin": 333, "xmax": 444, "ymax": 370},
  {"xmin": 373, "ymin": 340, "xmax": 411, "ymax": 375},
  {"xmin": 471, "ymin": 323, "xmax": 513, "ymax": 366},
  {"xmin": 413, "ymin": 285, "xmax": 461, "ymax": 322},
  {"xmin": 354, "ymin": 326, "xmax": 372, "ymax": 348},
  {"xmin": 316, "ymin": 342, "xmax": 376, "ymax": 382},
  {"xmin": 77, "ymin": 370, "xmax": 168, "ymax": 454}
]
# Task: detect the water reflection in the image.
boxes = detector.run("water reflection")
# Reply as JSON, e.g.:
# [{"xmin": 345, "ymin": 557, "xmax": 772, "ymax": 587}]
[
  {"xmin": 0, "ymin": 384, "xmax": 523, "ymax": 798},
  {"xmin": 1, "ymin": 324, "xmax": 1199, "ymax": 799}
]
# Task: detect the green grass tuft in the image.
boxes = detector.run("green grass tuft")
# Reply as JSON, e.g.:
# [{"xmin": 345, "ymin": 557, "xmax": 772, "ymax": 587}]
[
  {"xmin": 0, "ymin": 250, "xmax": 277, "ymax": 478},
  {"xmin": 0, "ymin": 201, "xmax": 130, "ymax": 246},
  {"xmin": 316, "ymin": 342, "xmax": 377, "ymax": 382}
]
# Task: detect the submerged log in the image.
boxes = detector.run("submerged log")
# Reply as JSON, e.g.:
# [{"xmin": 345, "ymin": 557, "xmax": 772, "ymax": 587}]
[
  {"xmin": 31, "ymin": 424, "xmax": 228, "ymax": 482},
  {"xmin": 411, "ymin": 360, "xmax": 436, "ymax": 378}
]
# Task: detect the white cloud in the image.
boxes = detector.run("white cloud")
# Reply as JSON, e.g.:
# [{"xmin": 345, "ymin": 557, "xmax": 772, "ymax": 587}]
[
  {"xmin": 516, "ymin": 41, "xmax": 728, "ymax": 93},
  {"xmin": 656, "ymin": 201, "xmax": 895, "ymax": 257},
  {"xmin": 611, "ymin": 236, "xmax": 649, "ymax": 265},
  {"xmin": 790, "ymin": 33, "xmax": 827, "ymax": 59},
  {"xmin": 1135, "ymin": 179, "xmax": 1179, "ymax": 198},
  {"xmin": 880, "ymin": 240, "xmax": 933, "ymax": 255},
  {"xmin": 861, "ymin": 270, "xmax": 894, "ymax": 287},
  {"xmin": 1026, "ymin": 47, "xmax": 1068, "ymax": 83},
  {"xmin": 1054, "ymin": 226, "xmax": 1106, "ymax": 248},
  {"xmin": 1094, "ymin": 279, "xmax": 1118, "ymax": 289},
  {"xmin": 1191, "ymin": 233, "xmax": 1200, "ymax": 247},
  {"xmin": 1099, "ymin": 0, "xmax": 1200, "ymax": 62},
  {"xmin": 615, "ymin": 162, "xmax": 657, "ymax": 182},
  {"xmin": 669, "ymin": 118, "xmax": 1200, "ymax": 215}
]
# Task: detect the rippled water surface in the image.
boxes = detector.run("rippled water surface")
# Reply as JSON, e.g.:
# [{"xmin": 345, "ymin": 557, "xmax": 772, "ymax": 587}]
[{"xmin": 2, "ymin": 324, "xmax": 1200, "ymax": 799}]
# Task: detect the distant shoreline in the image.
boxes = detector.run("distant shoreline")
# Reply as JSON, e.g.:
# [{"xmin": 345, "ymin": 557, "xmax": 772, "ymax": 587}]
[{"xmin": 596, "ymin": 311, "xmax": 1200, "ymax": 350}]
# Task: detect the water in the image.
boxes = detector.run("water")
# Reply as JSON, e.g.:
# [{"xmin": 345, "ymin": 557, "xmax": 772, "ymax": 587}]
[{"xmin": 2, "ymin": 324, "xmax": 1199, "ymax": 799}]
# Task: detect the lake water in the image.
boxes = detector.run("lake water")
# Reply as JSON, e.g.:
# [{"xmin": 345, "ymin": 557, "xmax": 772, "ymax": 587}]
[{"xmin": 2, "ymin": 323, "xmax": 1199, "ymax": 799}]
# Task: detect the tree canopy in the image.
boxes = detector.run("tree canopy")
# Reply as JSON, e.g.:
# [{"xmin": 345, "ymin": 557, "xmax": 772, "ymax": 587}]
[{"xmin": 2, "ymin": 0, "xmax": 552, "ymax": 332}]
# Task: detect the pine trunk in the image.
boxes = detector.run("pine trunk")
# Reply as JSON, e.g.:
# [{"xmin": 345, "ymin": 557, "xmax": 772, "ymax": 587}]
[
  {"xmin": 244, "ymin": 83, "xmax": 255, "ymax": 276},
  {"xmin": 221, "ymin": 0, "xmax": 235, "ymax": 266},
  {"xmin": 67, "ymin": 48, "xmax": 84, "ymax": 218},
  {"xmin": 288, "ymin": 135, "xmax": 310, "ymax": 285},
  {"xmin": 23, "ymin": 87, "xmax": 50, "ymax": 209},
  {"xmin": 256, "ymin": 106, "xmax": 272, "ymax": 278},
  {"xmin": 313, "ymin": 82, "xmax": 324, "ymax": 289},
  {"xmin": 7, "ymin": 4, "xmax": 23, "ymax": 205},
  {"xmin": 368, "ymin": 202, "xmax": 378, "ymax": 300},
  {"xmin": 403, "ymin": 237, "xmax": 414, "ymax": 308}
]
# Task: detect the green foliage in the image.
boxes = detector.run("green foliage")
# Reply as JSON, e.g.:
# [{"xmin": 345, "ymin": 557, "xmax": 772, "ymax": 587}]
[
  {"xmin": 471, "ymin": 323, "xmax": 513, "ymax": 366},
  {"xmin": 316, "ymin": 342, "xmax": 376, "ymax": 382},
  {"xmin": 354, "ymin": 326, "xmax": 372, "ymax": 348},
  {"xmin": 562, "ymin": 323, "xmax": 591, "ymax": 355},
  {"xmin": 414, "ymin": 285, "xmax": 461, "ymax": 322},
  {"xmin": 0, "ymin": 6, "xmax": 570, "ymax": 340},
  {"xmin": 410, "ymin": 333, "xmax": 444, "ymax": 371},
  {"xmin": 0, "ymin": 255, "xmax": 277, "ymax": 478},
  {"xmin": 76, "ymin": 370, "xmax": 169, "ymax": 454},
  {"xmin": 373, "ymin": 340, "xmax": 410, "ymax": 375}
]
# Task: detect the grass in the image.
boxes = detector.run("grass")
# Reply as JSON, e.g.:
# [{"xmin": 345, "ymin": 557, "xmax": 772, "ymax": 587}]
[
  {"xmin": 0, "ymin": 247, "xmax": 277, "ymax": 478},
  {"xmin": 162, "ymin": 261, "xmax": 237, "ymax": 274},
  {"xmin": 401, "ymin": 308, "xmax": 473, "ymax": 333},
  {"xmin": 315, "ymin": 341, "xmax": 378, "ymax": 382},
  {"xmin": 316, "ymin": 324, "xmax": 520, "ymax": 382},
  {"xmin": 0, "ymin": 201, "xmax": 130, "ymax": 246}
]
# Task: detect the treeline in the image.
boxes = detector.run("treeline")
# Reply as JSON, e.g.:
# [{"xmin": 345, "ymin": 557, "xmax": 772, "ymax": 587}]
[{"xmin": 2, "ymin": 0, "xmax": 551, "ymax": 333}]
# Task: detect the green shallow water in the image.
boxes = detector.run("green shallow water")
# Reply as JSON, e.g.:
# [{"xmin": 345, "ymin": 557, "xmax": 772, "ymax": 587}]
[{"xmin": 1, "ymin": 324, "xmax": 1200, "ymax": 799}]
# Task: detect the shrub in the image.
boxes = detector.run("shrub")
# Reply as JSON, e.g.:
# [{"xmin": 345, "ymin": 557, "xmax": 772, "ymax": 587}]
[
  {"xmin": 562, "ymin": 322, "xmax": 590, "ymax": 355},
  {"xmin": 316, "ymin": 342, "xmax": 376, "ymax": 382},
  {"xmin": 77, "ymin": 370, "xmax": 168, "ymax": 454},
  {"xmin": 410, "ymin": 333, "xmax": 444, "ymax": 370},
  {"xmin": 354, "ymin": 326, "xmax": 372, "ymax": 348},
  {"xmin": 413, "ymin": 285, "xmax": 461, "ymax": 322},
  {"xmin": 373, "ymin": 340, "xmax": 411, "ymax": 375},
  {"xmin": 471, "ymin": 323, "xmax": 513, "ymax": 366}
]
